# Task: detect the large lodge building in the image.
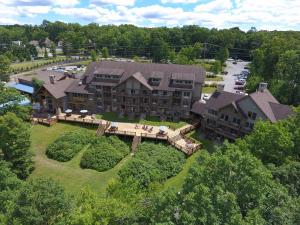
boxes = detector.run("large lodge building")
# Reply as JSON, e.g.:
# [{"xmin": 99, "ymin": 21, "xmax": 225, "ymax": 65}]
[{"xmin": 37, "ymin": 61, "xmax": 205, "ymax": 120}]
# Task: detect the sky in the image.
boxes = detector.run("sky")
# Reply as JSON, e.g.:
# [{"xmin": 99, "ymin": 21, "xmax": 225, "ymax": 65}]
[{"xmin": 0, "ymin": 0, "xmax": 300, "ymax": 31}]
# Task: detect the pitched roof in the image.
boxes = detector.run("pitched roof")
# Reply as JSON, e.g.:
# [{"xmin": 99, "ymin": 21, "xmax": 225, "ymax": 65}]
[
  {"xmin": 84, "ymin": 60, "xmax": 205, "ymax": 91},
  {"xmin": 65, "ymin": 80, "xmax": 91, "ymax": 94},
  {"xmin": 191, "ymin": 91, "xmax": 244, "ymax": 115},
  {"xmin": 43, "ymin": 79, "xmax": 75, "ymax": 99},
  {"xmin": 248, "ymin": 89, "xmax": 279, "ymax": 122},
  {"xmin": 18, "ymin": 71, "xmax": 66, "ymax": 85},
  {"xmin": 192, "ymin": 89, "xmax": 293, "ymax": 122}
]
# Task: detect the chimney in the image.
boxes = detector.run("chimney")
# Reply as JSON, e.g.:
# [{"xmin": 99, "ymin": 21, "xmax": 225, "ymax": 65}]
[
  {"xmin": 49, "ymin": 75, "xmax": 55, "ymax": 84},
  {"xmin": 217, "ymin": 84, "xmax": 225, "ymax": 92},
  {"xmin": 258, "ymin": 82, "xmax": 268, "ymax": 92}
]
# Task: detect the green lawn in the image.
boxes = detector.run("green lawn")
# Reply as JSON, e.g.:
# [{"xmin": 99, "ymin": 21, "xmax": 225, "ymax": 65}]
[
  {"xmin": 202, "ymin": 86, "xmax": 216, "ymax": 93},
  {"xmin": 29, "ymin": 122, "xmax": 214, "ymax": 195},
  {"xmin": 205, "ymin": 76, "xmax": 223, "ymax": 82},
  {"xmin": 96, "ymin": 112, "xmax": 188, "ymax": 130},
  {"xmin": 11, "ymin": 56, "xmax": 66, "ymax": 70},
  {"xmin": 29, "ymin": 123, "xmax": 132, "ymax": 195}
]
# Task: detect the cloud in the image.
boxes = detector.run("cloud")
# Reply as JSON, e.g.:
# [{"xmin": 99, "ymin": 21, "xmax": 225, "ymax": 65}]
[
  {"xmin": 0, "ymin": 0, "xmax": 79, "ymax": 7},
  {"xmin": 161, "ymin": 0, "xmax": 199, "ymax": 3},
  {"xmin": 90, "ymin": 0, "xmax": 135, "ymax": 7},
  {"xmin": 194, "ymin": 0, "xmax": 232, "ymax": 12}
]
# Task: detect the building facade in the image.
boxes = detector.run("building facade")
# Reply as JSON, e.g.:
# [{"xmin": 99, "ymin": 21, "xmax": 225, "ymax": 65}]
[
  {"xmin": 38, "ymin": 61, "xmax": 205, "ymax": 120},
  {"xmin": 191, "ymin": 83, "xmax": 293, "ymax": 141}
]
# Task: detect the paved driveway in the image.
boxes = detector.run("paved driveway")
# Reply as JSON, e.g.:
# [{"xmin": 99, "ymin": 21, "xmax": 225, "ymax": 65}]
[{"xmin": 221, "ymin": 60, "xmax": 250, "ymax": 93}]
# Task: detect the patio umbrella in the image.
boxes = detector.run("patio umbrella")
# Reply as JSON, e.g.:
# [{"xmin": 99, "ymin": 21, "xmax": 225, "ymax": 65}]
[
  {"xmin": 111, "ymin": 122, "xmax": 118, "ymax": 128},
  {"xmin": 65, "ymin": 109, "xmax": 72, "ymax": 113},
  {"xmin": 80, "ymin": 110, "xmax": 88, "ymax": 114},
  {"xmin": 159, "ymin": 126, "xmax": 168, "ymax": 132}
]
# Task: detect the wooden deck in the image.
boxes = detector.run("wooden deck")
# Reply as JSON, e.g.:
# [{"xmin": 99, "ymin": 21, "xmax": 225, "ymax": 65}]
[{"xmin": 32, "ymin": 113, "xmax": 201, "ymax": 155}]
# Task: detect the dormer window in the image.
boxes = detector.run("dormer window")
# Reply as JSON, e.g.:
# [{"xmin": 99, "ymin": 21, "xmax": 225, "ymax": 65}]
[{"xmin": 149, "ymin": 78, "xmax": 161, "ymax": 86}]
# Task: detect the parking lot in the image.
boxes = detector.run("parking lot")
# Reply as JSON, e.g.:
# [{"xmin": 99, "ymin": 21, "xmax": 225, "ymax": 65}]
[{"xmin": 222, "ymin": 60, "xmax": 250, "ymax": 93}]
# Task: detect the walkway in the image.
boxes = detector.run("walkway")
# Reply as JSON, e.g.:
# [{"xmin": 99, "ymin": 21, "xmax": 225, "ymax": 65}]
[{"xmin": 34, "ymin": 113, "xmax": 201, "ymax": 155}]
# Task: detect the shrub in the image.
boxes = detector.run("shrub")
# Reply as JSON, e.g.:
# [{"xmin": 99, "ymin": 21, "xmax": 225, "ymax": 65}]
[
  {"xmin": 46, "ymin": 131, "xmax": 91, "ymax": 162},
  {"xmin": 80, "ymin": 136, "xmax": 130, "ymax": 172},
  {"xmin": 118, "ymin": 142, "xmax": 186, "ymax": 187}
]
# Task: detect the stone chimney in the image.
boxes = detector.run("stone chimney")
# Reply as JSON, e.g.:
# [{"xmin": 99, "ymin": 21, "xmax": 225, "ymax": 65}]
[
  {"xmin": 49, "ymin": 75, "xmax": 56, "ymax": 84},
  {"xmin": 217, "ymin": 84, "xmax": 225, "ymax": 92},
  {"xmin": 258, "ymin": 82, "xmax": 268, "ymax": 92}
]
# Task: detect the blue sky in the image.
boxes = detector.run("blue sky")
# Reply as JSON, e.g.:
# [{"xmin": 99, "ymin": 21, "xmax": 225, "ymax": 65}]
[{"xmin": 0, "ymin": 0, "xmax": 299, "ymax": 31}]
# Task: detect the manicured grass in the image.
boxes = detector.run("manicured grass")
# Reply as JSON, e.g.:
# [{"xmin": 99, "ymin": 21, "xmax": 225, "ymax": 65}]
[
  {"xmin": 96, "ymin": 112, "xmax": 188, "ymax": 130},
  {"xmin": 11, "ymin": 56, "xmax": 66, "ymax": 70},
  {"xmin": 202, "ymin": 86, "xmax": 216, "ymax": 93},
  {"xmin": 29, "ymin": 123, "xmax": 131, "ymax": 195},
  {"xmin": 205, "ymin": 76, "xmax": 223, "ymax": 82}
]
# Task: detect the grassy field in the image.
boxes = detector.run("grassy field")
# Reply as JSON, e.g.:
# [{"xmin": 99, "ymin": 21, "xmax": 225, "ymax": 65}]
[
  {"xmin": 96, "ymin": 112, "xmax": 188, "ymax": 130},
  {"xmin": 29, "ymin": 122, "xmax": 212, "ymax": 195},
  {"xmin": 29, "ymin": 123, "xmax": 132, "ymax": 195},
  {"xmin": 11, "ymin": 56, "xmax": 66, "ymax": 70},
  {"xmin": 205, "ymin": 76, "xmax": 223, "ymax": 82},
  {"xmin": 202, "ymin": 86, "xmax": 216, "ymax": 93}
]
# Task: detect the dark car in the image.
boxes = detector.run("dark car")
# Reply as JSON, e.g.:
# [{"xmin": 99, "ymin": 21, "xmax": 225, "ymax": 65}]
[
  {"xmin": 233, "ymin": 61, "xmax": 237, "ymax": 64},
  {"xmin": 234, "ymin": 85, "xmax": 245, "ymax": 90},
  {"xmin": 221, "ymin": 71, "xmax": 228, "ymax": 75}
]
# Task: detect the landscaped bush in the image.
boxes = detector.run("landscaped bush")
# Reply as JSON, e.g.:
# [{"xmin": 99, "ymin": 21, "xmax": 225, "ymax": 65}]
[
  {"xmin": 46, "ymin": 131, "xmax": 91, "ymax": 162},
  {"xmin": 118, "ymin": 142, "xmax": 186, "ymax": 187},
  {"xmin": 80, "ymin": 136, "xmax": 130, "ymax": 172}
]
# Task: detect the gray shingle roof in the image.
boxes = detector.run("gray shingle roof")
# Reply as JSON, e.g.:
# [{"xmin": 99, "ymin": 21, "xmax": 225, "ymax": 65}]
[
  {"xmin": 83, "ymin": 60, "xmax": 205, "ymax": 91},
  {"xmin": 43, "ymin": 79, "xmax": 75, "ymax": 99}
]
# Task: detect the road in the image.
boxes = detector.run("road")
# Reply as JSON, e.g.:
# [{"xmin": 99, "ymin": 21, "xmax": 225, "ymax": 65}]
[{"xmin": 221, "ymin": 60, "xmax": 250, "ymax": 93}]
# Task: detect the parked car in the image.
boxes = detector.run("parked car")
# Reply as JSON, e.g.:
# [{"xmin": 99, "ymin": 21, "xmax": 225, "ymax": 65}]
[
  {"xmin": 235, "ymin": 81, "xmax": 245, "ymax": 85},
  {"xmin": 234, "ymin": 85, "xmax": 245, "ymax": 90},
  {"xmin": 203, "ymin": 94, "xmax": 210, "ymax": 101},
  {"xmin": 244, "ymin": 66, "xmax": 249, "ymax": 69},
  {"xmin": 233, "ymin": 61, "xmax": 237, "ymax": 64},
  {"xmin": 221, "ymin": 71, "xmax": 228, "ymax": 75}
]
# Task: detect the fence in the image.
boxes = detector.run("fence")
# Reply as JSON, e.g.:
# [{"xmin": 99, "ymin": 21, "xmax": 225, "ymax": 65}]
[
  {"xmin": 140, "ymin": 132, "xmax": 168, "ymax": 139},
  {"xmin": 32, "ymin": 118, "xmax": 57, "ymax": 127},
  {"xmin": 106, "ymin": 129, "xmax": 137, "ymax": 136},
  {"xmin": 57, "ymin": 115, "xmax": 102, "ymax": 125}
]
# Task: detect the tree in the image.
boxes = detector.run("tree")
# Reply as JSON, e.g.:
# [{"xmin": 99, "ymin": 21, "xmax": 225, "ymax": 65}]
[
  {"xmin": 0, "ymin": 113, "xmax": 33, "ymax": 179},
  {"xmin": 212, "ymin": 60, "xmax": 222, "ymax": 74},
  {"xmin": 0, "ymin": 161, "xmax": 22, "ymax": 223},
  {"xmin": 44, "ymin": 48, "xmax": 48, "ymax": 59},
  {"xmin": 101, "ymin": 47, "xmax": 109, "ymax": 59},
  {"xmin": 216, "ymin": 47, "xmax": 229, "ymax": 64},
  {"xmin": 50, "ymin": 43, "xmax": 56, "ymax": 58},
  {"xmin": 90, "ymin": 50, "xmax": 97, "ymax": 62},
  {"xmin": 10, "ymin": 179, "xmax": 72, "ymax": 225},
  {"xmin": 0, "ymin": 55, "xmax": 11, "ymax": 82},
  {"xmin": 149, "ymin": 147, "xmax": 299, "ymax": 224}
]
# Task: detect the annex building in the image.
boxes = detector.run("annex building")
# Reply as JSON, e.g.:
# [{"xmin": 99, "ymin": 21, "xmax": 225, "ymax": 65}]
[{"xmin": 191, "ymin": 83, "xmax": 293, "ymax": 141}]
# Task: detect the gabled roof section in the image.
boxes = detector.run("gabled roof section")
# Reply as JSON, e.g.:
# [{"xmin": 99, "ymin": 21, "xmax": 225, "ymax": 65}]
[
  {"xmin": 171, "ymin": 72, "xmax": 195, "ymax": 81},
  {"xmin": 115, "ymin": 72, "xmax": 153, "ymax": 90},
  {"xmin": 248, "ymin": 89, "xmax": 279, "ymax": 122},
  {"xmin": 191, "ymin": 91, "xmax": 244, "ymax": 115},
  {"xmin": 42, "ymin": 79, "xmax": 75, "ymax": 99},
  {"xmin": 269, "ymin": 102, "xmax": 294, "ymax": 121}
]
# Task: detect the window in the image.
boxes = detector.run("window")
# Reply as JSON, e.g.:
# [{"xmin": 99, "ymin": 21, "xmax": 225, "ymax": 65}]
[
  {"xmin": 163, "ymin": 91, "xmax": 167, "ymax": 96},
  {"xmin": 233, "ymin": 118, "xmax": 241, "ymax": 125},
  {"xmin": 221, "ymin": 114, "xmax": 225, "ymax": 119},
  {"xmin": 96, "ymin": 85, "xmax": 102, "ymax": 90},
  {"xmin": 208, "ymin": 109, "xmax": 218, "ymax": 116},
  {"xmin": 152, "ymin": 90, "xmax": 158, "ymax": 95},
  {"xmin": 185, "ymin": 80, "xmax": 192, "ymax": 84},
  {"xmin": 248, "ymin": 111, "xmax": 257, "ymax": 120},
  {"xmin": 183, "ymin": 92, "xmax": 191, "ymax": 97},
  {"xmin": 152, "ymin": 99, "xmax": 158, "ymax": 104},
  {"xmin": 246, "ymin": 122, "xmax": 254, "ymax": 129},
  {"xmin": 224, "ymin": 115, "xmax": 229, "ymax": 121},
  {"xmin": 144, "ymin": 98, "xmax": 148, "ymax": 103},
  {"xmin": 131, "ymin": 89, "xmax": 136, "ymax": 94}
]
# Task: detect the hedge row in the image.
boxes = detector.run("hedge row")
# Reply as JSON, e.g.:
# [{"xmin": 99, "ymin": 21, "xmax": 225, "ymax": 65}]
[
  {"xmin": 80, "ymin": 136, "xmax": 130, "ymax": 172},
  {"xmin": 118, "ymin": 142, "xmax": 186, "ymax": 187},
  {"xmin": 46, "ymin": 131, "xmax": 91, "ymax": 162}
]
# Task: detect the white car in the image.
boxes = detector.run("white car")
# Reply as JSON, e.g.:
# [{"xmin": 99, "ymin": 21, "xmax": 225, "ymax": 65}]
[{"xmin": 203, "ymin": 94, "xmax": 210, "ymax": 101}]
